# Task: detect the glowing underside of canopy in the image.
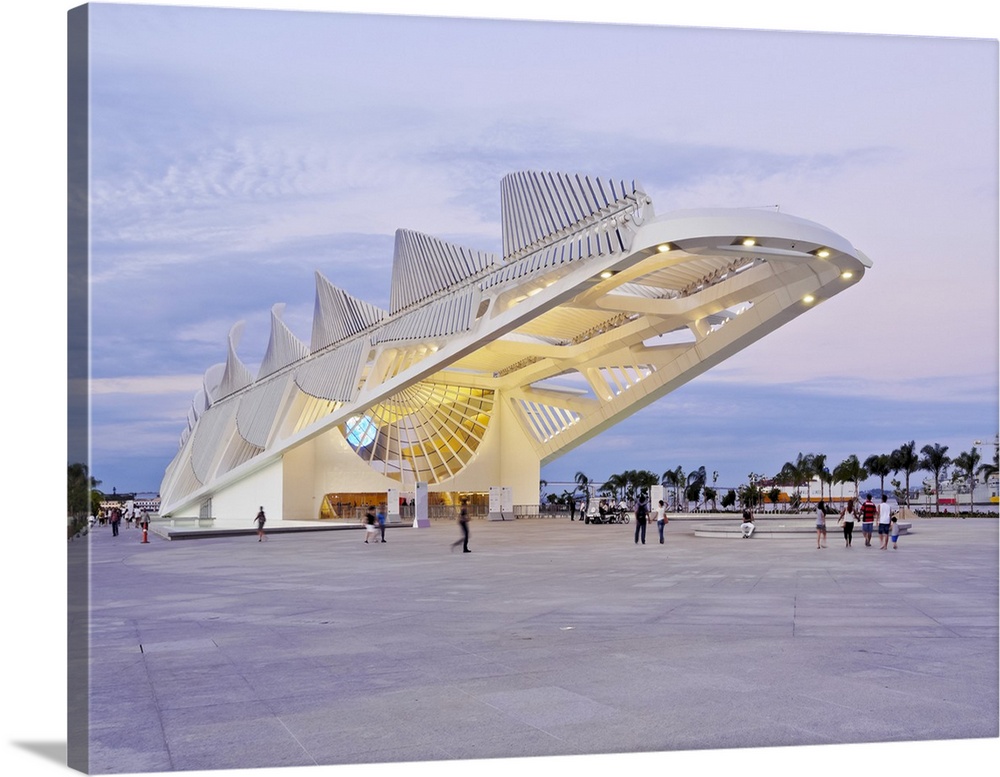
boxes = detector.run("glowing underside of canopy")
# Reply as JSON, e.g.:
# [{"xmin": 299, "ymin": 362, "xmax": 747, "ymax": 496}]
[{"xmin": 159, "ymin": 170, "xmax": 871, "ymax": 517}]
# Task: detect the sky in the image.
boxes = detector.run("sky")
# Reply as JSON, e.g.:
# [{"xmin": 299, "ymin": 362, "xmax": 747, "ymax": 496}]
[
  {"xmin": 3, "ymin": 3, "xmax": 998, "ymax": 777},
  {"xmin": 76, "ymin": 2, "xmax": 998, "ymax": 497}
]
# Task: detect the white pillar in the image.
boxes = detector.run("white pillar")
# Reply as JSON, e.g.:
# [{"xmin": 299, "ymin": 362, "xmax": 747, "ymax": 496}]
[
  {"xmin": 387, "ymin": 488, "xmax": 401, "ymax": 524},
  {"xmin": 413, "ymin": 482, "xmax": 430, "ymax": 528}
]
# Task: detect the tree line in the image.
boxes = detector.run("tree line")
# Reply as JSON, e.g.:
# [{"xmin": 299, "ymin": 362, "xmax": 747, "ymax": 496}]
[{"xmin": 544, "ymin": 439, "xmax": 998, "ymax": 515}]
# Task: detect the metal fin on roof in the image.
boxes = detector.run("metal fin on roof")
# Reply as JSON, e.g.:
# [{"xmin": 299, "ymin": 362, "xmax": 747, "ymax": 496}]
[
  {"xmin": 236, "ymin": 375, "xmax": 290, "ymax": 449},
  {"xmin": 310, "ymin": 272, "xmax": 387, "ymax": 352},
  {"xmin": 389, "ymin": 228, "xmax": 499, "ymax": 314},
  {"xmin": 373, "ymin": 286, "xmax": 478, "ymax": 344},
  {"xmin": 258, "ymin": 303, "xmax": 309, "ymax": 379},
  {"xmin": 295, "ymin": 339, "xmax": 366, "ymax": 402},
  {"xmin": 190, "ymin": 401, "xmax": 237, "ymax": 483},
  {"xmin": 203, "ymin": 363, "xmax": 225, "ymax": 406},
  {"xmin": 217, "ymin": 322, "xmax": 254, "ymax": 399},
  {"xmin": 500, "ymin": 171, "xmax": 644, "ymax": 260}
]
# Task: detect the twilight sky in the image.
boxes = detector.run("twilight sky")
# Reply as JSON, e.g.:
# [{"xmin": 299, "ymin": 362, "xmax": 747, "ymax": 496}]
[{"xmin": 81, "ymin": 2, "xmax": 998, "ymax": 496}]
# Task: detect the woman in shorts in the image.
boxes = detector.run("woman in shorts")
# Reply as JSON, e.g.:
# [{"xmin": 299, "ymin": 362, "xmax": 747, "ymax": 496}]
[{"xmin": 815, "ymin": 500, "xmax": 827, "ymax": 548}]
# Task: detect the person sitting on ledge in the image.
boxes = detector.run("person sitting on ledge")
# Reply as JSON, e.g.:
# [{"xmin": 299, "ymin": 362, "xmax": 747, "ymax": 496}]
[{"xmin": 740, "ymin": 508, "xmax": 755, "ymax": 538}]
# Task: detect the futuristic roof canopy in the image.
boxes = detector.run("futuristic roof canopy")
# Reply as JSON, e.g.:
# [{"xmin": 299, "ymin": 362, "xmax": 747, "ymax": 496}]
[{"xmin": 160, "ymin": 170, "xmax": 870, "ymax": 521}]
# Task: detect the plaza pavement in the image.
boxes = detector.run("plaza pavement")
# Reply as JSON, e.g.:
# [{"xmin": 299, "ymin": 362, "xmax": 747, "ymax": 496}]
[{"xmin": 78, "ymin": 515, "xmax": 998, "ymax": 774}]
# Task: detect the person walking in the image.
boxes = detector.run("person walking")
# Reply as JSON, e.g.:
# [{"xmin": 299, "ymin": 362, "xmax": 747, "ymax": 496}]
[
  {"xmin": 633, "ymin": 497, "xmax": 648, "ymax": 544},
  {"xmin": 364, "ymin": 505, "xmax": 378, "ymax": 544},
  {"xmin": 451, "ymin": 499, "xmax": 471, "ymax": 553},
  {"xmin": 376, "ymin": 505, "xmax": 387, "ymax": 542},
  {"xmin": 839, "ymin": 498, "xmax": 857, "ymax": 547},
  {"xmin": 860, "ymin": 494, "xmax": 877, "ymax": 546},
  {"xmin": 877, "ymin": 494, "xmax": 894, "ymax": 550},
  {"xmin": 890, "ymin": 515, "xmax": 900, "ymax": 549},
  {"xmin": 815, "ymin": 500, "xmax": 828, "ymax": 548},
  {"xmin": 254, "ymin": 506, "xmax": 266, "ymax": 541},
  {"xmin": 110, "ymin": 507, "xmax": 121, "ymax": 537},
  {"xmin": 653, "ymin": 500, "xmax": 668, "ymax": 544}
]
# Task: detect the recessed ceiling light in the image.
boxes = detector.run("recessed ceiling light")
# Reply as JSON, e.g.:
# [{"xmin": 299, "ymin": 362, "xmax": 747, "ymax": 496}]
[
  {"xmin": 816, "ymin": 248, "xmax": 831, "ymax": 258},
  {"xmin": 656, "ymin": 243, "xmax": 672, "ymax": 253},
  {"xmin": 599, "ymin": 270, "xmax": 615, "ymax": 279},
  {"xmin": 742, "ymin": 237, "xmax": 756, "ymax": 247},
  {"xmin": 841, "ymin": 271, "xmax": 854, "ymax": 279},
  {"xmin": 802, "ymin": 294, "xmax": 815, "ymax": 304}
]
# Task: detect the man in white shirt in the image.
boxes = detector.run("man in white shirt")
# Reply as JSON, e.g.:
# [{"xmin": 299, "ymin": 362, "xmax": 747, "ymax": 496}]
[{"xmin": 877, "ymin": 494, "xmax": 894, "ymax": 550}]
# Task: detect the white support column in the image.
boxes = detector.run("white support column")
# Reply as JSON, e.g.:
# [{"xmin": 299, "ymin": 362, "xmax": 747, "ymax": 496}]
[
  {"xmin": 413, "ymin": 482, "xmax": 430, "ymax": 528},
  {"xmin": 387, "ymin": 488, "xmax": 401, "ymax": 524}
]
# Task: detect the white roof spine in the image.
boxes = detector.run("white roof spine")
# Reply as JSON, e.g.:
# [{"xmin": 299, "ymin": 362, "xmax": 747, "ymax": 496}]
[
  {"xmin": 500, "ymin": 171, "xmax": 640, "ymax": 260},
  {"xmin": 258, "ymin": 303, "xmax": 309, "ymax": 379},
  {"xmin": 374, "ymin": 286, "xmax": 477, "ymax": 344},
  {"xmin": 310, "ymin": 272, "xmax": 387, "ymax": 352},
  {"xmin": 217, "ymin": 322, "xmax": 254, "ymax": 398},
  {"xmin": 389, "ymin": 229, "xmax": 499, "ymax": 314}
]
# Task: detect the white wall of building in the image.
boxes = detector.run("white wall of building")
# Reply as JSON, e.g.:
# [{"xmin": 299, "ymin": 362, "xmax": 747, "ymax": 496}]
[{"xmin": 211, "ymin": 458, "xmax": 283, "ymax": 528}]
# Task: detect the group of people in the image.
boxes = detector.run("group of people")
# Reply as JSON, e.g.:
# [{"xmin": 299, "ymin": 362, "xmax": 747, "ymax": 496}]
[
  {"xmin": 740, "ymin": 496, "xmax": 901, "ymax": 548},
  {"xmin": 253, "ymin": 501, "xmax": 470, "ymax": 552},
  {"xmin": 817, "ymin": 494, "xmax": 900, "ymax": 549},
  {"xmin": 257, "ymin": 493, "xmax": 903, "ymax": 552},
  {"xmin": 96, "ymin": 506, "xmax": 149, "ymax": 537}
]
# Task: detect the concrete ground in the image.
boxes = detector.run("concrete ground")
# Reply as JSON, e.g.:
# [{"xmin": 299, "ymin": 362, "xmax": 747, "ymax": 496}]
[{"xmin": 78, "ymin": 515, "xmax": 998, "ymax": 774}]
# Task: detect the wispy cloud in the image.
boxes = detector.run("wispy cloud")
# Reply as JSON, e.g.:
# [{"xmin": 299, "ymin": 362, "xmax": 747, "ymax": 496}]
[{"xmin": 88, "ymin": 375, "xmax": 204, "ymax": 397}]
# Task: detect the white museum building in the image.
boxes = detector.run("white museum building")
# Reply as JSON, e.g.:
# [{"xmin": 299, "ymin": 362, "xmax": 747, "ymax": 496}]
[{"xmin": 159, "ymin": 170, "xmax": 870, "ymax": 527}]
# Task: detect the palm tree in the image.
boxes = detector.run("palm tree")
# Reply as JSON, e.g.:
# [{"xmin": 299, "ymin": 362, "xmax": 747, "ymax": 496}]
[
  {"xmin": 602, "ymin": 473, "xmax": 627, "ymax": 505},
  {"xmin": 833, "ymin": 454, "xmax": 867, "ymax": 500},
  {"xmin": 767, "ymin": 487, "xmax": 782, "ymax": 511},
  {"xmin": 952, "ymin": 447, "xmax": 982, "ymax": 514},
  {"xmin": 632, "ymin": 469, "xmax": 661, "ymax": 506},
  {"xmin": 686, "ymin": 466, "xmax": 707, "ymax": 510},
  {"xmin": 918, "ymin": 443, "xmax": 951, "ymax": 515},
  {"xmin": 68, "ymin": 463, "xmax": 100, "ymax": 518},
  {"xmin": 778, "ymin": 453, "xmax": 812, "ymax": 499},
  {"xmin": 812, "ymin": 453, "xmax": 831, "ymax": 504},
  {"xmin": 619, "ymin": 469, "xmax": 636, "ymax": 503},
  {"xmin": 703, "ymin": 486, "xmax": 718, "ymax": 512},
  {"xmin": 863, "ymin": 453, "xmax": 893, "ymax": 498},
  {"xmin": 976, "ymin": 441, "xmax": 998, "ymax": 483},
  {"xmin": 739, "ymin": 481, "xmax": 762, "ymax": 511},
  {"xmin": 661, "ymin": 466, "xmax": 684, "ymax": 512},
  {"xmin": 798, "ymin": 453, "xmax": 816, "ymax": 504},
  {"xmin": 890, "ymin": 441, "xmax": 920, "ymax": 506}
]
